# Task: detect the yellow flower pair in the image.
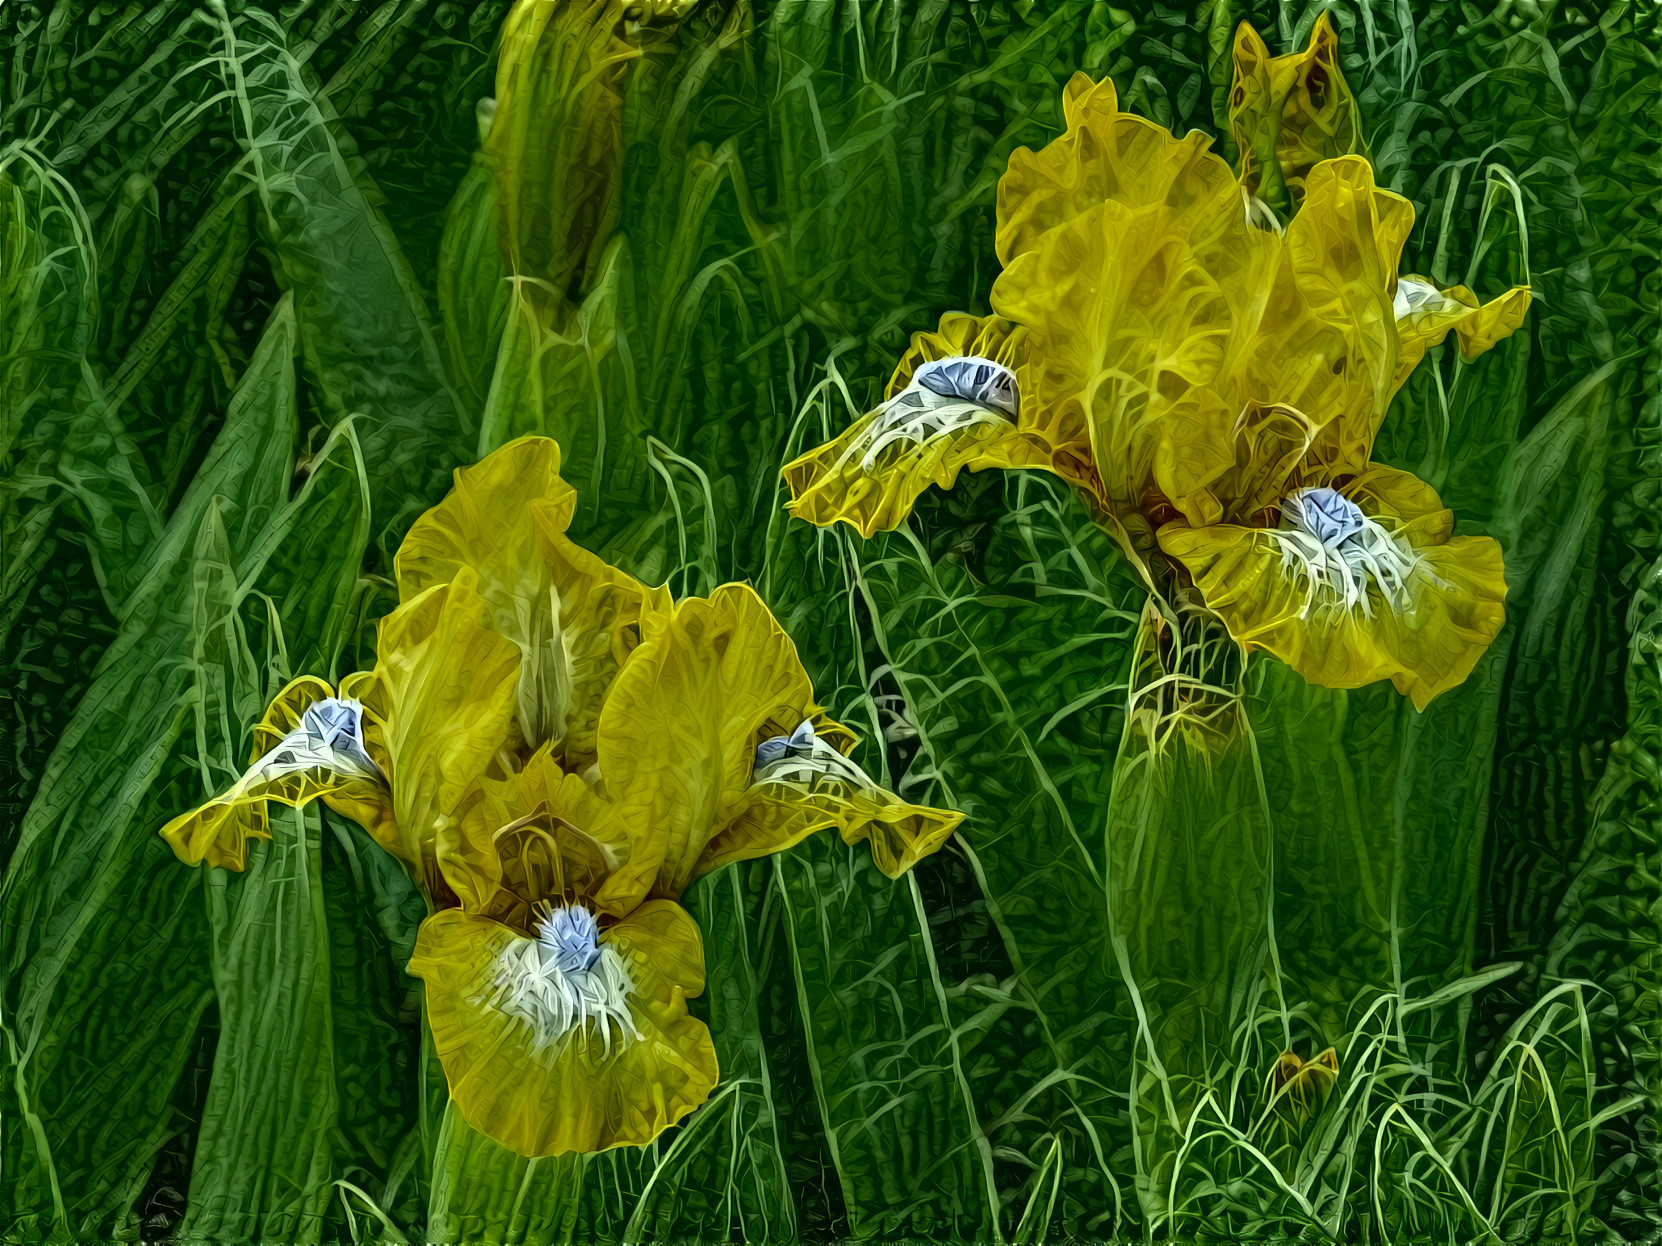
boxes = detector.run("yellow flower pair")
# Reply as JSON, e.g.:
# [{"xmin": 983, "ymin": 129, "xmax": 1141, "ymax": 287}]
[
  {"xmin": 162, "ymin": 436, "xmax": 961, "ymax": 1157},
  {"xmin": 784, "ymin": 21, "xmax": 1530, "ymax": 710}
]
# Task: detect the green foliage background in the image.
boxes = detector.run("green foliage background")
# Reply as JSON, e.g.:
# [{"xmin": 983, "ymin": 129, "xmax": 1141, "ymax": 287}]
[{"xmin": 1, "ymin": 0, "xmax": 1656, "ymax": 1242}]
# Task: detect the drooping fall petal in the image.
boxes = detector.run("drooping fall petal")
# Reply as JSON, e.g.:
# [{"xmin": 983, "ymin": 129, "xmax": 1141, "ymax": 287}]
[
  {"xmin": 159, "ymin": 675, "xmax": 388, "ymax": 871},
  {"xmin": 1392, "ymin": 276, "xmax": 1533, "ymax": 395},
  {"xmin": 781, "ymin": 313, "xmax": 1066, "ymax": 538},
  {"xmin": 716, "ymin": 771, "xmax": 963, "ymax": 881},
  {"xmin": 410, "ymin": 899, "xmax": 717, "ymax": 1158},
  {"xmin": 1158, "ymin": 465, "xmax": 1507, "ymax": 710}
]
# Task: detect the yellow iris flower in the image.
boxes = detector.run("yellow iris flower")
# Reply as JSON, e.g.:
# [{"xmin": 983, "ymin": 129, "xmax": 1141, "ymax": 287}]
[
  {"xmin": 411, "ymin": 567, "xmax": 959, "ymax": 1155},
  {"xmin": 162, "ymin": 436, "xmax": 962, "ymax": 1153},
  {"xmin": 781, "ymin": 36, "xmax": 1529, "ymax": 710},
  {"xmin": 164, "ymin": 437, "xmax": 958, "ymax": 882}
]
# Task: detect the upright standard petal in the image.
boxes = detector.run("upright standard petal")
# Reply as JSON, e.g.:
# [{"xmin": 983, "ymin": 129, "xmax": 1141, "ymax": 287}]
[
  {"xmin": 595, "ymin": 585, "xmax": 965, "ymax": 894},
  {"xmin": 993, "ymin": 150, "xmax": 1282, "ymax": 531},
  {"xmin": 782, "ymin": 313, "xmax": 1067, "ymax": 537},
  {"xmin": 410, "ymin": 899, "xmax": 717, "ymax": 1158},
  {"xmin": 997, "ymin": 73, "xmax": 1137, "ymax": 265},
  {"xmin": 159, "ymin": 676, "xmax": 388, "ymax": 871},
  {"xmin": 1158, "ymin": 465, "xmax": 1507, "ymax": 709},
  {"xmin": 592, "ymin": 584, "xmax": 818, "ymax": 904},
  {"xmin": 1242, "ymin": 156, "xmax": 1413, "ymax": 481},
  {"xmin": 396, "ymin": 435, "xmax": 579, "ymax": 748},
  {"xmin": 530, "ymin": 503, "xmax": 674, "ymax": 775},
  {"xmin": 350, "ymin": 569, "xmax": 523, "ymax": 892},
  {"xmin": 394, "ymin": 434, "xmax": 671, "ymax": 764}
]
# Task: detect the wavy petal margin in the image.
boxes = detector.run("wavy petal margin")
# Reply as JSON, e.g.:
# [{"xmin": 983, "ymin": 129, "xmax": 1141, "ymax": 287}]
[{"xmin": 1229, "ymin": 15, "xmax": 1367, "ymax": 210}]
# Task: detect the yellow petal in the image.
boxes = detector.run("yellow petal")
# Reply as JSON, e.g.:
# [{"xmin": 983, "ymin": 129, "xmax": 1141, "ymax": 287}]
[
  {"xmin": 1158, "ymin": 468, "xmax": 1507, "ymax": 710},
  {"xmin": 700, "ymin": 706, "xmax": 962, "ymax": 878},
  {"xmin": 1228, "ymin": 14, "xmax": 1367, "ymax": 210},
  {"xmin": 160, "ymin": 676, "xmax": 389, "ymax": 871},
  {"xmin": 1208, "ymin": 402, "xmax": 1319, "ymax": 526},
  {"xmin": 993, "ymin": 155, "xmax": 1282, "ymax": 526},
  {"xmin": 994, "ymin": 72, "xmax": 1127, "ymax": 266},
  {"xmin": 593, "ymin": 584, "xmax": 817, "ymax": 904},
  {"xmin": 396, "ymin": 436, "xmax": 579, "ymax": 749},
  {"xmin": 713, "ymin": 782, "xmax": 962, "ymax": 880},
  {"xmin": 350, "ymin": 569, "xmax": 523, "ymax": 892},
  {"xmin": 334, "ymin": 670, "xmax": 400, "ymax": 846},
  {"xmin": 409, "ymin": 901, "xmax": 717, "ymax": 1157},
  {"xmin": 395, "ymin": 436, "xmax": 576, "ymax": 599},
  {"xmin": 781, "ymin": 313, "xmax": 1069, "ymax": 538},
  {"xmin": 1342, "ymin": 461, "xmax": 1453, "ymax": 543},
  {"xmin": 393, "ymin": 434, "xmax": 670, "ymax": 767},
  {"xmin": 1392, "ymin": 278, "xmax": 1532, "ymax": 395},
  {"xmin": 1244, "ymin": 156, "xmax": 1413, "ymax": 481}
]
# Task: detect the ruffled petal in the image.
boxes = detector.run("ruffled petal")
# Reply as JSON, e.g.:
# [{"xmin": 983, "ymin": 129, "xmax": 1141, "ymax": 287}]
[
  {"xmin": 782, "ymin": 313, "xmax": 1067, "ymax": 537},
  {"xmin": 395, "ymin": 436, "xmax": 578, "ymax": 748},
  {"xmin": 1158, "ymin": 468, "xmax": 1507, "ymax": 710},
  {"xmin": 1228, "ymin": 15, "xmax": 1367, "ymax": 210},
  {"xmin": 350, "ymin": 569, "xmax": 523, "ymax": 889},
  {"xmin": 396, "ymin": 436, "xmax": 578, "ymax": 601},
  {"xmin": 994, "ymin": 73, "xmax": 1136, "ymax": 265},
  {"xmin": 409, "ymin": 901, "xmax": 717, "ymax": 1158},
  {"xmin": 1208, "ymin": 402, "xmax": 1319, "ymax": 526},
  {"xmin": 394, "ymin": 434, "xmax": 672, "ymax": 771},
  {"xmin": 993, "ymin": 158, "xmax": 1282, "ymax": 527},
  {"xmin": 1242, "ymin": 156, "xmax": 1412, "ymax": 483},
  {"xmin": 593, "ymin": 584, "xmax": 816, "ymax": 904},
  {"xmin": 160, "ymin": 675, "xmax": 390, "ymax": 871},
  {"xmin": 1392, "ymin": 277, "xmax": 1532, "ymax": 395}
]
